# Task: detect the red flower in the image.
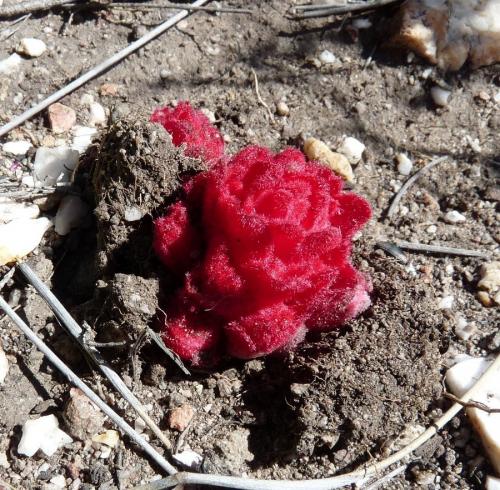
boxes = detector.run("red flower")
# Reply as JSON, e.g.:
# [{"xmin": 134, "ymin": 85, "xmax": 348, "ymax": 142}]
[
  {"xmin": 151, "ymin": 102, "xmax": 224, "ymax": 165},
  {"xmin": 152, "ymin": 104, "xmax": 371, "ymax": 364}
]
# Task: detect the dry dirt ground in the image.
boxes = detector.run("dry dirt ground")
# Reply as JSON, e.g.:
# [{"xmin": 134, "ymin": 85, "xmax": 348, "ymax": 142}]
[{"xmin": 0, "ymin": 1, "xmax": 499, "ymax": 489}]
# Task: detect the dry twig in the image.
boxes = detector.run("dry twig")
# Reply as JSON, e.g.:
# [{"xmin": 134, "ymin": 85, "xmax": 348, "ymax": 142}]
[
  {"xmin": 18, "ymin": 262, "xmax": 174, "ymax": 452},
  {"xmin": 0, "ymin": 294, "xmax": 177, "ymax": 474},
  {"xmin": 111, "ymin": 3, "xmax": 252, "ymax": 14},
  {"xmin": 291, "ymin": 0, "xmax": 401, "ymax": 19},
  {"xmin": 387, "ymin": 156, "xmax": 448, "ymax": 218},
  {"xmin": 0, "ymin": 0, "xmax": 81, "ymax": 17},
  {"xmin": 444, "ymin": 392, "xmax": 500, "ymax": 414},
  {"xmin": 0, "ymin": 0, "xmax": 210, "ymax": 137},
  {"xmin": 390, "ymin": 240, "xmax": 489, "ymax": 259},
  {"xmin": 251, "ymin": 68, "xmax": 275, "ymax": 123}
]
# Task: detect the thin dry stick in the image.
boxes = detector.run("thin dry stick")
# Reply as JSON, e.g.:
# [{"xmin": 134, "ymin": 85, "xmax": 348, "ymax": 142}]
[
  {"xmin": 111, "ymin": 3, "xmax": 253, "ymax": 14},
  {"xmin": 0, "ymin": 0, "xmax": 80, "ymax": 17},
  {"xmin": 0, "ymin": 267, "xmax": 15, "ymax": 291},
  {"xmin": 251, "ymin": 68, "xmax": 275, "ymax": 122},
  {"xmin": 362, "ymin": 464, "xmax": 407, "ymax": 490},
  {"xmin": 0, "ymin": 294, "xmax": 177, "ymax": 475},
  {"xmin": 387, "ymin": 156, "xmax": 448, "ymax": 218},
  {"xmin": 444, "ymin": 392, "xmax": 500, "ymax": 414},
  {"xmin": 393, "ymin": 240, "xmax": 489, "ymax": 259},
  {"xmin": 133, "ymin": 354, "xmax": 500, "ymax": 489},
  {"xmin": 18, "ymin": 262, "xmax": 174, "ymax": 452},
  {"xmin": 0, "ymin": 0, "xmax": 210, "ymax": 137},
  {"xmin": 292, "ymin": 0, "xmax": 401, "ymax": 18}
]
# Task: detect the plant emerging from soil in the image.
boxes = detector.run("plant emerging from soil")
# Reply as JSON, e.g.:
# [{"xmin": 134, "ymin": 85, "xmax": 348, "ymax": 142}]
[{"xmin": 151, "ymin": 102, "xmax": 372, "ymax": 364}]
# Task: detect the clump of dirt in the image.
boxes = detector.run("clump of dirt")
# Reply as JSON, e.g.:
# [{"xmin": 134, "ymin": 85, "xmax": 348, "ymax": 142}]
[{"xmin": 90, "ymin": 116, "xmax": 206, "ymax": 277}]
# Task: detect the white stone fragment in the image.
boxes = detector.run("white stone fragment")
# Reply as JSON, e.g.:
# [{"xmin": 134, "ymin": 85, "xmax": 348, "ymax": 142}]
[
  {"xmin": 486, "ymin": 475, "xmax": 500, "ymax": 490},
  {"xmin": 352, "ymin": 18, "xmax": 372, "ymax": 29},
  {"xmin": 319, "ymin": 49, "xmax": 336, "ymax": 64},
  {"xmin": 71, "ymin": 126, "xmax": 98, "ymax": 154},
  {"xmin": 172, "ymin": 449, "xmax": 203, "ymax": 469},
  {"xmin": 17, "ymin": 38, "xmax": 47, "ymax": 58},
  {"xmin": 494, "ymin": 92, "xmax": 500, "ymax": 104},
  {"xmin": 438, "ymin": 295, "xmax": 454, "ymax": 309},
  {"xmin": 2, "ymin": 140, "xmax": 32, "ymax": 156},
  {"xmin": 431, "ymin": 86, "xmax": 451, "ymax": 106},
  {"xmin": 79, "ymin": 93, "xmax": 94, "ymax": 107},
  {"xmin": 0, "ymin": 217, "xmax": 52, "ymax": 266},
  {"xmin": 34, "ymin": 147, "xmax": 79, "ymax": 185},
  {"xmin": 388, "ymin": 424, "xmax": 426, "ymax": 451},
  {"xmin": 444, "ymin": 210, "xmax": 466, "ymax": 224},
  {"xmin": 89, "ymin": 102, "xmax": 106, "ymax": 126},
  {"xmin": 48, "ymin": 474, "xmax": 66, "ymax": 489},
  {"xmin": 124, "ymin": 206, "xmax": 143, "ymax": 222},
  {"xmin": 454, "ymin": 317, "xmax": 476, "ymax": 341},
  {"xmin": 446, "ymin": 357, "xmax": 500, "ymax": 474},
  {"xmin": 0, "ymin": 342, "xmax": 8, "ymax": 385},
  {"xmin": 0, "ymin": 200, "xmax": 39, "ymax": 223},
  {"xmin": 0, "ymin": 53, "xmax": 22, "ymax": 75},
  {"xmin": 18, "ymin": 414, "xmax": 73, "ymax": 457},
  {"xmin": 0, "ymin": 450, "xmax": 9, "ymax": 468},
  {"xmin": 92, "ymin": 430, "xmax": 119, "ymax": 448},
  {"xmin": 396, "ymin": 153, "xmax": 413, "ymax": 175},
  {"xmin": 54, "ymin": 196, "xmax": 88, "ymax": 236},
  {"xmin": 337, "ymin": 136, "xmax": 365, "ymax": 164}
]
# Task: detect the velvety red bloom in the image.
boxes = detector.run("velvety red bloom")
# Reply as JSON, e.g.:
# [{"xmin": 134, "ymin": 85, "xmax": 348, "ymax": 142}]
[
  {"xmin": 151, "ymin": 102, "xmax": 224, "ymax": 164},
  {"xmin": 152, "ymin": 104, "xmax": 371, "ymax": 364}
]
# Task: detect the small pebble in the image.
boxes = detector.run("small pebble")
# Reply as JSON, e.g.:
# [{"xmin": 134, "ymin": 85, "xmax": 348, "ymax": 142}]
[
  {"xmin": 89, "ymin": 102, "xmax": 106, "ymax": 126},
  {"xmin": 478, "ymin": 261, "xmax": 500, "ymax": 306},
  {"xmin": 124, "ymin": 206, "xmax": 143, "ymax": 222},
  {"xmin": 2, "ymin": 140, "xmax": 32, "ymax": 156},
  {"xmin": 0, "ymin": 53, "xmax": 22, "ymax": 75},
  {"xmin": 487, "ymin": 475, "xmax": 500, "ymax": 490},
  {"xmin": 64, "ymin": 388, "xmax": 106, "ymax": 440},
  {"xmin": 438, "ymin": 295, "xmax": 454, "ymax": 309},
  {"xmin": 337, "ymin": 136, "xmax": 365, "ymax": 164},
  {"xmin": 17, "ymin": 38, "xmax": 47, "ymax": 58},
  {"xmin": 99, "ymin": 83, "xmax": 120, "ymax": 97},
  {"xmin": 454, "ymin": 317, "xmax": 477, "ymax": 341},
  {"xmin": 34, "ymin": 146, "xmax": 80, "ymax": 185},
  {"xmin": 92, "ymin": 430, "xmax": 119, "ymax": 448},
  {"xmin": 0, "ymin": 342, "xmax": 8, "ymax": 385},
  {"xmin": 396, "ymin": 153, "xmax": 413, "ymax": 175},
  {"xmin": 71, "ymin": 126, "xmax": 98, "ymax": 154},
  {"xmin": 48, "ymin": 103, "xmax": 77, "ymax": 134},
  {"xmin": 304, "ymin": 137, "xmax": 354, "ymax": 182},
  {"xmin": 0, "ymin": 217, "xmax": 52, "ymax": 266},
  {"xmin": 431, "ymin": 86, "xmax": 451, "ymax": 107},
  {"xmin": 444, "ymin": 210, "xmax": 466, "ymax": 224},
  {"xmin": 318, "ymin": 49, "xmax": 336, "ymax": 64},
  {"xmin": 276, "ymin": 101, "xmax": 290, "ymax": 117},
  {"xmin": 54, "ymin": 195, "xmax": 89, "ymax": 236},
  {"xmin": 80, "ymin": 93, "xmax": 94, "ymax": 106},
  {"xmin": 426, "ymin": 224, "xmax": 437, "ymax": 234},
  {"xmin": 494, "ymin": 92, "xmax": 500, "ymax": 104},
  {"xmin": 18, "ymin": 414, "xmax": 73, "ymax": 457},
  {"xmin": 477, "ymin": 290, "xmax": 492, "ymax": 307},
  {"xmin": 160, "ymin": 68, "xmax": 170, "ymax": 80},
  {"xmin": 48, "ymin": 474, "xmax": 66, "ymax": 489},
  {"xmin": 168, "ymin": 404, "xmax": 195, "ymax": 432},
  {"xmin": 173, "ymin": 449, "xmax": 203, "ymax": 469},
  {"xmin": 200, "ymin": 108, "xmax": 216, "ymax": 123}
]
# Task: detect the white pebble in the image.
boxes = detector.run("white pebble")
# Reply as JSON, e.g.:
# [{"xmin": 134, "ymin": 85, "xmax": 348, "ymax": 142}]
[
  {"xmin": 0, "ymin": 343, "xmax": 8, "ymax": 385},
  {"xmin": 454, "ymin": 317, "xmax": 476, "ymax": 341},
  {"xmin": 486, "ymin": 476, "xmax": 500, "ymax": 490},
  {"xmin": 92, "ymin": 430, "xmax": 119, "ymax": 448},
  {"xmin": 2, "ymin": 140, "xmax": 32, "ymax": 156},
  {"xmin": 444, "ymin": 210, "xmax": 466, "ymax": 224},
  {"xmin": 352, "ymin": 18, "xmax": 372, "ymax": 29},
  {"xmin": 0, "ymin": 217, "xmax": 52, "ymax": 266},
  {"xmin": 0, "ymin": 53, "xmax": 22, "ymax": 75},
  {"xmin": 200, "ymin": 107, "xmax": 216, "ymax": 123},
  {"xmin": 426, "ymin": 224, "xmax": 437, "ymax": 234},
  {"xmin": 124, "ymin": 206, "xmax": 143, "ymax": 222},
  {"xmin": 34, "ymin": 146, "xmax": 79, "ymax": 185},
  {"xmin": 318, "ymin": 49, "xmax": 336, "ymax": 64},
  {"xmin": 446, "ymin": 357, "xmax": 500, "ymax": 474},
  {"xmin": 18, "ymin": 414, "xmax": 73, "ymax": 457},
  {"xmin": 54, "ymin": 196, "xmax": 88, "ymax": 235},
  {"xmin": 337, "ymin": 136, "xmax": 365, "ymax": 164},
  {"xmin": 71, "ymin": 126, "xmax": 98, "ymax": 154},
  {"xmin": 17, "ymin": 38, "xmax": 47, "ymax": 58},
  {"xmin": 396, "ymin": 153, "xmax": 413, "ymax": 175},
  {"xmin": 438, "ymin": 295, "xmax": 454, "ymax": 309},
  {"xmin": 494, "ymin": 92, "xmax": 500, "ymax": 104},
  {"xmin": 89, "ymin": 102, "xmax": 106, "ymax": 126},
  {"xmin": 431, "ymin": 86, "xmax": 451, "ymax": 106},
  {"xmin": 79, "ymin": 93, "xmax": 94, "ymax": 107},
  {"xmin": 0, "ymin": 200, "xmax": 39, "ymax": 223},
  {"xmin": 49, "ymin": 474, "xmax": 66, "ymax": 489},
  {"xmin": 173, "ymin": 449, "xmax": 203, "ymax": 469}
]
